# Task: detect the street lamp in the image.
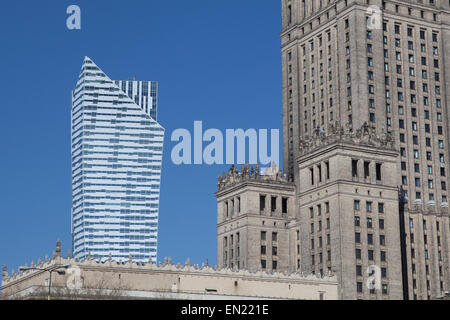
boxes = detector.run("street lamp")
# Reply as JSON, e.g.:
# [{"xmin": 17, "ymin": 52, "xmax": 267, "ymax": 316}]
[{"xmin": 19, "ymin": 264, "xmax": 71, "ymax": 300}]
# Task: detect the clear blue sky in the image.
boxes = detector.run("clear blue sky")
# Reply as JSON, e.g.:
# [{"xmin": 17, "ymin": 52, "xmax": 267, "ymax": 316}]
[{"xmin": 0, "ymin": 0, "xmax": 282, "ymax": 272}]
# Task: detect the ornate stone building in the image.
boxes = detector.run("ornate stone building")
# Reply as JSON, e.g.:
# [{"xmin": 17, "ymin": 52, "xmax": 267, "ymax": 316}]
[
  {"xmin": 281, "ymin": 0, "xmax": 450, "ymax": 301},
  {"xmin": 216, "ymin": 163, "xmax": 296, "ymax": 273},
  {"xmin": 217, "ymin": 124, "xmax": 405, "ymax": 299},
  {"xmin": 1, "ymin": 241, "xmax": 338, "ymax": 300},
  {"xmin": 216, "ymin": 0, "xmax": 450, "ymax": 300}
]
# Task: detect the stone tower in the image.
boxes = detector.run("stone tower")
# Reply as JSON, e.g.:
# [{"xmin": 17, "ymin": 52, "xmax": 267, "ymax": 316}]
[
  {"xmin": 297, "ymin": 122, "xmax": 403, "ymax": 299},
  {"xmin": 216, "ymin": 164, "xmax": 296, "ymax": 272}
]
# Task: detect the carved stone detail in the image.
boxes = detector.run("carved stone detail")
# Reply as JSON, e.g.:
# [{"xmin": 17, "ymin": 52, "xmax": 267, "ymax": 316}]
[{"xmin": 299, "ymin": 121, "xmax": 396, "ymax": 156}]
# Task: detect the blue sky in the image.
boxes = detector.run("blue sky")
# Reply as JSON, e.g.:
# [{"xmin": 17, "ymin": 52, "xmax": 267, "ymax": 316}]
[{"xmin": 0, "ymin": 1, "xmax": 282, "ymax": 272}]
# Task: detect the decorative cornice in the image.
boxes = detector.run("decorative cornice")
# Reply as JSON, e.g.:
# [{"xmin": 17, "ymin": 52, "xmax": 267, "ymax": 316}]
[
  {"xmin": 299, "ymin": 121, "xmax": 396, "ymax": 157},
  {"xmin": 217, "ymin": 163, "xmax": 293, "ymax": 193},
  {"xmin": 1, "ymin": 241, "xmax": 336, "ymax": 287}
]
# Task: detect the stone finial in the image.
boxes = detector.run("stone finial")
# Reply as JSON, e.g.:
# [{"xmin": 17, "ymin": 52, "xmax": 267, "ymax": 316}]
[
  {"xmin": 163, "ymin": 257, "xmax": 168, "ymax": 265},
  {"xmin": 37, "ymin": 258, "xmax": 42, "ymax": 265},
  {"xmin": 88, "ymin": 251, "xmax": 92, "ymax": 260},
  {"xmin": 66, "ymin": 250, "xmax": 71, "ymax": 259},
  {"xmin": 168, "ymin": 257, "xmax": 172, "ymax": 265},
  {"xmin": 185, "ymin": 258, "xmax": 190, "ymax": 266},
  {"xmin": 255, "ymin": 163, "xmax": 259, "ymax": 177},
  {"xmin": 45, "ymin": 254, "xmax": 49, "ymax": 262},
  {"xmin": 206, "ymin": 259, "xmax": 209, "ymax": 267},
  {"xmin": 128, "ymin": 254, "xmax": 133, "ymax": 263},
  {"xmin": 108, "ymin": 253, "xmax": 112, "ymax": 261},
  {"xmin": 31, "ymin": 261, "xmax": 35, "ymax": 267},
  {"xmin": 2, "ymin": 265, "xmax": 7, "ymax": 279},
  {"xmin": 148, "ymin": 256, "xmax": 154, "ymax": 264},
  {"xmin": 53, "ymin": 238, "xmax": 61, "ymax": 257}
]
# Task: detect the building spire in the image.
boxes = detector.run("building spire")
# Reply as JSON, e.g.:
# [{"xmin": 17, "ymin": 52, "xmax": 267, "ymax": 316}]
[{"xmin": 53, "ymin": 238, "xmax": 61, "ymax": 257}]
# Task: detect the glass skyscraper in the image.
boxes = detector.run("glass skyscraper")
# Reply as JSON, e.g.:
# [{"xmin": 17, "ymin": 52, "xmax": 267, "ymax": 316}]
[{"xmin": 71, "ymin": 57, "xmax": 164, "ymax": 263}]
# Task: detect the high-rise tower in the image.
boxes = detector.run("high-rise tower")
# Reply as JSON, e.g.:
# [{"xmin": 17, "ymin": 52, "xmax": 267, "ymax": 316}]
[
  {"xmin": 71, "ymin": 57, "xmax": 164, "ymax": 263},
  {"xmin": 281, "ymin": 0, "xmax": 450, "ymax": 299}
]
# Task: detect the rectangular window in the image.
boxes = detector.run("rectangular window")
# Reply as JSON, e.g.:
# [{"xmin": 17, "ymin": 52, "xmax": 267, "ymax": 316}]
[
  {"xmin": 260, "ymin": 195, "xmax": 266, "ymax": 213},
  {"xmin": 272, "ymin": 260, "xmax": 277, "ymax": 270},
  {"xmin": 271, "ymin": 196, "xmax": 277, "ymax": 213},
  {"xmin": 352, "ymin": 160, "xmax": 358, "ymax": 177},
  {"xmin": 366, "ymin": 201, "xmax": 372, "ymax": 213},
  {"xmin": 356, "ymin": 248, "xmax": 361, "ymax": 259},
  {"xmin": 354, "ymin": 200, "xmax": 360, "ymax": 211},
  {"xmin": 282, "ymin": 198, "xmax": 288, "ymax": 214},
  {"xmin": 355, "ymin": 216, "xmax": 360, "ymax": 227},
  {"xmin": 376, "ymin": 163, "xmax": 382, "ymax": 181},
  {"xmin": 380, "ymin": 235, "xmax": 386, "ymax": 246},
  {"xmin": 356, "ymin": 265, "xmax": 362, "ymax": 276},
  {"xmin": 382, "ymin": 284, "xmax": 388, "ymax": 295},
  {"xmin": 368, "ymin": 233, "xmax": 373, "ymax": 245},
  {"xmin": 364, "ymin": 162, "xmax": 370, "ymax": 178}
]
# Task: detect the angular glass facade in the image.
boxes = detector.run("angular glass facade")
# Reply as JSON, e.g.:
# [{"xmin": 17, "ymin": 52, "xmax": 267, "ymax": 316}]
[{"xmin": 71, "ymin": 57, "xmax": 164, "ymax": 263}]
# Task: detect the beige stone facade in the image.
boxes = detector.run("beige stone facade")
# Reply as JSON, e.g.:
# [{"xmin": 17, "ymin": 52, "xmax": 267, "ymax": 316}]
[
  {"xmin": 216, "ymin": 164, "xmax": 296, "ymax": 273},
  {"xmin": 277, "ymin": 0, "xmax": 450, "ymax": 300},
  {"xmin": 297, "ymin": 127, "xmax": 403, "ymax": 299},
  {"xmin": 216, "ymin": 128, "xmax": 405, "ymax": 299},
  {"xmin": 1, "ymin": 243, "xmax": 338, "ymax": 300}
]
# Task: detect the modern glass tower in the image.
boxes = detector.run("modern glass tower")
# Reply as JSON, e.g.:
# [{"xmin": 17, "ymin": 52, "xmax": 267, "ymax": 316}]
[{"xmin": 71, "ymin": 57, "xmax": 164, "ymax": 263}]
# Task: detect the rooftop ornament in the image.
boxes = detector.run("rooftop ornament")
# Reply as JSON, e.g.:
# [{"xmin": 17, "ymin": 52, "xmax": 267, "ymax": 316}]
[
  {"xmin": 218, "ymin": 162, "xmax": 292, "ymax": 192},
  {"xmin": 299, "ymin": 121, "xmax": 396, "ymax": 156}
]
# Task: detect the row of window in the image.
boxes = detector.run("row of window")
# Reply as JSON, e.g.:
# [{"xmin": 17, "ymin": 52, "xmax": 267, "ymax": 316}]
[
  {"xmin": 261, "ymin": 230, "xmax": 278, "ymax": 270},
  {"xmin": 356, "ymin": 265, "xmax": 387, "ymax": 278},
  {"xmin": 354, "ymin": 200, "xmax": 384, "ymax": 213},
  {"xmin": 309, "ymin": 162, "xmax": 330, "ymax": 185},
  {"xmin": 355, "ymin": 233, "xmax": 387, "ymax": 246},
  {"xmin": 223, "ymin": 233, "xmax": 240, "ymax": 247},
  {"xmin": 259, "ymin": 195, "xmax": 289, "ymax": 215},
  {"xmin": 357, "ymin": 282, "xmax": 389, "ymax": 295},
  {"xmin": 223, "ymin": 232, "xmax": 241, "ymax": 268},
  {"xmin": 355, "ymin": 216, "xmax": 385, "ymax": 230}
]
